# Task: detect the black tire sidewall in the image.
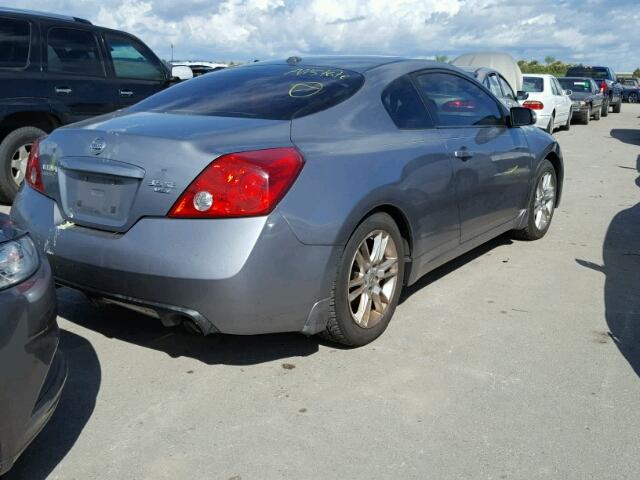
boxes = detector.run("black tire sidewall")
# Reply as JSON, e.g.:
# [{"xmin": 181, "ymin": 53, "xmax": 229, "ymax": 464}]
[
  {"xmin": 333, "ymin": 213, "xmax": 405, "ymax": 346},
  {"xmin": 0, "ymin": 126, "xmax": 47, "ymax": 201}
]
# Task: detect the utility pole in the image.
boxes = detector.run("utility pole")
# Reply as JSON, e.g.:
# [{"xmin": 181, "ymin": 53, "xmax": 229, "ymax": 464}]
[{"xmin": 171, "ymin": 44, "xmax": 174, "ymax": 63}]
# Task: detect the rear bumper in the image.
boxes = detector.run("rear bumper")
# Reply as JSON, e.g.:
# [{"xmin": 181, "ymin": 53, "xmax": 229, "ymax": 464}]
[
  {"xmin": 11, "ymin": 186, "xmax": 338, "ymax": 335},
  {"xmin": 0, "ymin": 259, "xmax": 66, "ymax": 476}
]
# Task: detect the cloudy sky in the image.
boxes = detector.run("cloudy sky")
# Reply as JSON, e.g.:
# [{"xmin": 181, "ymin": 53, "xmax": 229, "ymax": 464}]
[{"xmin": 17, "ymin": 0, "xmax": 640, "ymax": 70}]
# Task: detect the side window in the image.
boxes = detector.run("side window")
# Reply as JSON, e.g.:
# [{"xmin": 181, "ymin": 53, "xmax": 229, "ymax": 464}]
[
  {"xmin": 105, "ymin": 34, "xmax": 165, "ymax": 81},
  {"xmin": 0, "ymin": 17, "xmax": 31, "ymax": 68},
  {"xmin": 551, "ymin": 78, "xmax": 562, "ymax": 95},
  {"xmin": 414, "ymin": 72, "xmax": 504, "ymax": 127},
  {"xmin": 47, "ymin": 28, "xmax": 104, "ymax": 76},
  {"xmin": 498, "ymin": 76, "xmax": 516, "ymax": 100},
  {"xmin": 486, "ymin": 74, "xmax": 503, "ymax": 98},
  {"xmin": 381, "ymin": 76, "xmax": 432, "ymax": 129}
]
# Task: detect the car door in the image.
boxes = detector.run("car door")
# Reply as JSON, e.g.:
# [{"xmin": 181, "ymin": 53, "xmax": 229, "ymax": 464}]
[
  {"xmin": 413, "ymin": 71, "xmax": 532, "ymax": 243},
  {"xmin": 43, "ymin": 24, "xmax": 119, "ymax": 123},
  {"xmin": 102, "ymin": 32, "xmax": 169, "ymax": 108},
  {"xmin": 550, "ymin": 77, "xmax": 570, "ymax": 122}
]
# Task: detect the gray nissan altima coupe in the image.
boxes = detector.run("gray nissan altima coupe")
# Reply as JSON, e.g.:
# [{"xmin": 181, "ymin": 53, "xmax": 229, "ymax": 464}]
[{"xmin": 11, "ymin": 57, "xmax": 563, "ymax": 346}]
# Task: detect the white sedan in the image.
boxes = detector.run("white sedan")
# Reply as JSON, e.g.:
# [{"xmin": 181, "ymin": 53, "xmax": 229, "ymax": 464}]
[{"xmin": 520, "ymin": 74, "xmax": 573, "ymax": 133}]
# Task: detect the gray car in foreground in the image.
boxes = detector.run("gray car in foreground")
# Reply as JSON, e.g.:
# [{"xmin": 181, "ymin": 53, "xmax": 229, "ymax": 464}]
[
  {"xmin": 11, "ymin": 57, "xmax": 563, "ymax": 346},
  {"xmin": 0, "ymin": 214, "xmax": 65, "ymax": 475}
]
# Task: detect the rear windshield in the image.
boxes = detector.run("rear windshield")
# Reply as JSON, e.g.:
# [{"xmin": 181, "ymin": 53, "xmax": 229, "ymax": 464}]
[
  {"xmin": 0, "ymin": 17, "xmax": 31, "ymax": 68},
  {"xmin": 522, "ymin": 76, "xmax": 544, "ymax": 93},
  {"xmin": 130, "ymin": 64, "xmax": 365, "ymax": 120},
  {"xmin": 566, "ymin": 67, "xmax": 609, "ymax": 80},
  {"xmin": 559, "ymin": 78, "xmax": 592, "ymax": 92}
]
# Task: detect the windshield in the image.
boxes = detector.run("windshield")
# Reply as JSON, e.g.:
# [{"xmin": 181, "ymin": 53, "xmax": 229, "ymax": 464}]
[
  {"xmin": 522, "ymin": 77, "xmax": 544, "ymax": 93},
  {"xmin": 623, "ymin": 79, "xmax": 638, "ymax": 86},
  {"xmin": 559, "ymin": 78, "xmax": 592, "ymax": 92},
  {"xmin": 130, "ymin": 64, "xmax": 365, "ymax": 120},
  {"xmin": 566, "ymin": 67, "xmax": 609, "ymax": 80}
]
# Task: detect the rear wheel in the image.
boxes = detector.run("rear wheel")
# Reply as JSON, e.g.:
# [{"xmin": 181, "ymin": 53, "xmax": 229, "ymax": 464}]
[
  {"xmin": 0, "ymin": 126, "xmax": 47, "ymax": 203},
  {"xmin": 323, "ymin": 213, "xmax": 405, "ymax": 346},
  {"xmin": 511, "ymin": 160, "xmax": 557, "ymax": 241},
  {"xmin": 629, "ymin": 93, "xmax": 638, "ymax": 103},
  {"xmin": 546, "ymin": 114, "xmax": 555, "ymax": 134},
  {"xmin": 560, "ymin": 109, "xmax": 571, "ymax": 131},
  {"xmin": 612, "ymin": 100, "xmax": 622, "ymax": 113}
]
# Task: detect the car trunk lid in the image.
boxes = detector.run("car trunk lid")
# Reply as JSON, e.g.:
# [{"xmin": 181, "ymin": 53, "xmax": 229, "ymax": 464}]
[{"xmin": 39, "ymin": 112, "xmax": 293, "ymax": 232}]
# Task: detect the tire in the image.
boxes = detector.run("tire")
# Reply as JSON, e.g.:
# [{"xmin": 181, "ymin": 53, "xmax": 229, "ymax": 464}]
[
  {"xmin": 612, "ymin": 100, "xmax": 622, "ymax": 113},
  {"xmin": 601, "ymin": 99, "xmax": 609, "ymax": 117},
  {"xmin": 0, "ymin": 126, "xmax": 47, "ymax": 202},
  {"xmin": 560, "ymin": 109, "xmax": 571, "ymax": 131},
  {"xmin": 545, "ymin": 114, "xmax": 554, "ymax": 134},
  {"xmin": 322, "ymin": 212, "xmax": 405, "ymax": 347},
  {"xmin": 511, "ymin": 160, "xmax": 557, "ymax": 241},
  {"xmin": 582, "ymin": 107, "xmax": 590, "ymax": 125},
  {"xmin": 593, "ymin": 106, "xmax": 601, "ymax": 120},
  {"xmin": 629, "ymin": 93, "xmax": 638, "ymax": 103}
]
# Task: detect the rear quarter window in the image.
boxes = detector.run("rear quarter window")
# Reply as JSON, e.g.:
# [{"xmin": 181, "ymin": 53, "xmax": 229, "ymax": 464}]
[
  {"xmin": 0, "ymin": 17, "xmax": 31, "ymax": 69},
  {"xmin": 382, "ymin": 76, "xmax": 432, "ymax": 129},
  {"xmin": 131, "ymin": 64, "xmax": 365, "ymax": 120}
]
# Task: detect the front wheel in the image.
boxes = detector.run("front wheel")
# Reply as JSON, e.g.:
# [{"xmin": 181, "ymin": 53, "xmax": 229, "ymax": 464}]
[
  {"xmin": 322, "ymin": 213, "xmax": 405, "ymax": 346},
  {"xmin": 511, "ymin": 160, "xmax": 557, "ymax": 241},
  {"xmin": 629, "ymin": 93, "xmax": 638, "ymax": 103},
  {"xmin": 560, "ymin": 109, "xmax": 571, "ymax": 131},
  {"xmin": 582, "ymin": 107, "xmax": 590, "ymax": 125},
  {"xmin": 593, "ymin": 106, "xmax": 601, "ymax": 120},
  {"xmin": 601, "ymin": 99, "xmax": 609, "ymax": 117}
]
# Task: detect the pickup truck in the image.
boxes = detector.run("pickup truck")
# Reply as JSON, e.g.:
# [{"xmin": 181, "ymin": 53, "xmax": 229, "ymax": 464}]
[
  {"xmin": 564, "ymin": 65, "xmax": 623, "ymax": 117},
  {"xmin": 0, "ymin": 7, "xmax": 192, "ymax": 202}
]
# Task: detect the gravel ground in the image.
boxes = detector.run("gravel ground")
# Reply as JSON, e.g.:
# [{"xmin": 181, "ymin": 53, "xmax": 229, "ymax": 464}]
[{"xmin": 2, "ymin": 104, "xmax": 640, "ymax": 480}]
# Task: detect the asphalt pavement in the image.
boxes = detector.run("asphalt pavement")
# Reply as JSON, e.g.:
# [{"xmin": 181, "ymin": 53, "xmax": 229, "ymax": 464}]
[{"xmin": 2, "ymin": 104, "xmax": 640, "ymax": 480}]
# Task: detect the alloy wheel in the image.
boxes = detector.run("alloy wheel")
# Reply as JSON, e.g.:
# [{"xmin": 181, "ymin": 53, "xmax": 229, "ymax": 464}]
[
  {"xmin": 11, "ymin": 143, "xmax": 31, "ymax": 186},
  {"xmin": 534, "ymin": 172, "xmax": 556, "ymax": 231},
  {"xmin": 347, "ymin": 230, "xmax": 399, "ymax": 328},
  {"xmin": 630, "ymin": 93, "xmax": 638, "ymax": 104}
]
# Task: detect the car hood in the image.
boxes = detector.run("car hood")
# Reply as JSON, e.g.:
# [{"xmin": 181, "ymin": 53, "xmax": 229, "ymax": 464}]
[{"xmin": 570, "ymin": 92, "xmax": 594, "ymax": 101}]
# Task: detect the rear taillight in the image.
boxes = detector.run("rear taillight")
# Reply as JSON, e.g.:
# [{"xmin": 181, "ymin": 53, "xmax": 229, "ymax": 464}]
[
  {"xmin": 168, "ymin": 147, "xmax": 304, "ymax": 218},
  {"xmin": 25, "ymin": 137, "xmax": 46, "ymax": 194},
  {"xmin": 522, "ymin": 100, "xmax": 544, "ymax": 110},
  {"xmin": 600, "ymin": 81, "xmax": 607, "ymax": 93}
]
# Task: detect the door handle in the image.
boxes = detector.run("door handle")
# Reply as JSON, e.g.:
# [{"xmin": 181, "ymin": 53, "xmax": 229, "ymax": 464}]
[
  {"xmin": 55, "ymin": 86, "xmax": 72, "ymax": 95},
  {"xmin": 454, "ymin": 150, "xmax": 474, "ymax": 160},
  {"xmin": 119, "ymin": 89, "xmax": 134, "ymax": 97}
]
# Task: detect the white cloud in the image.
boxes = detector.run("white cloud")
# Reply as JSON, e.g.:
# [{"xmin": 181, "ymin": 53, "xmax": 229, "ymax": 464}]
[{"xmin": 17, "ymin": 0, "xmax": 640, "ymax": 70}]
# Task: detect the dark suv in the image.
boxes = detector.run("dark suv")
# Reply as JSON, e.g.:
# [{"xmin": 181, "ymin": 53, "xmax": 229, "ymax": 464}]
[
  {"xmin": 564, "ymin": 65, "xmax": 623, "ymax": 116},
  {"xmin": 0, "ymin": 8, "xmax": 191, "ymax": 202}
]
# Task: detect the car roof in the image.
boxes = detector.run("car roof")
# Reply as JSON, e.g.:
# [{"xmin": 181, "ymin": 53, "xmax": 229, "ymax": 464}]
[
  {"xmin": 0, "ymin": 7, "xmax": 92, "ymax": 24},
  {"xmin": 253, "ymin": 56, "xmax": 437, "ymax": 73}
]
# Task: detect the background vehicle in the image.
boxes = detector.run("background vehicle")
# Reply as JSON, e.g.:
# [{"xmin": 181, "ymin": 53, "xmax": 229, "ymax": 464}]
[
  {"xmin": 0, "ymin": 214, "xmax": 65, "ymax": 476},
  {"xmin": 0, "ymin": 8, "xmax": 192, "ymax": 202},
  {"xmin": 521, "ymin": 74, "xmax": 572, "ymax": 133},
  {"xmin": 11, "ymin": 57, "xmax": 563, "ymax": 347},
  {"xmin": 621, "ymin": 78, "xmax": 640, "ymax": 103},
  {"xmin": 458, "ymin": 66, "xmax": 522, "ymax": 108},
  {"xmin": 558, "ymin": 77, "xmax": 604, "ymax": 124},
  {"xmin": 565, "ymin": 65, "xmax": 623, "ymax": 114},
  {"xmin": 451, "ymin": 52, "xmax": 523, "ymax": 92},
  {"xmin": 171, "ymin": 61, "xmax": 227, "ymax": 77}
]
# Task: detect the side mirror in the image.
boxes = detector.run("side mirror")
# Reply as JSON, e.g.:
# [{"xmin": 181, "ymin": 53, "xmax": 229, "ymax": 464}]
[
  {"xmin": 563, "ymin": 89, "xmax": 573, "ymax": 96},
  {"xmin": 509, "ymin": 107, "xmax": 536, "ymax": 127},
  {"xmin": 171, "ymin": 65, "xmax": 194, "ymax": 81},
  {"xmin": 516, "ymin": 91, "xmax": 529, "ymax": 101}
]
